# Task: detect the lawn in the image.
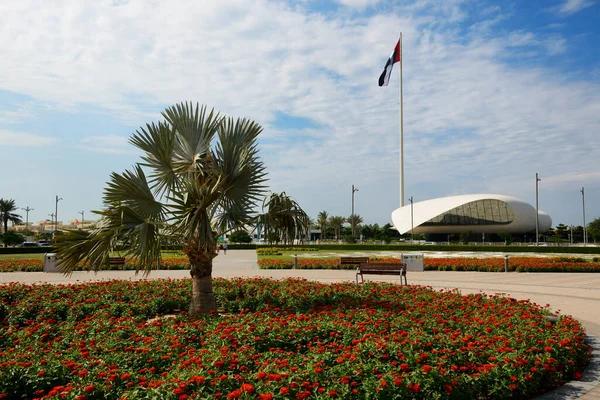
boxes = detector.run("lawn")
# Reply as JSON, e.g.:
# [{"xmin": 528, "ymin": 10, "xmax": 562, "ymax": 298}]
[{"xmin": 0, "ymin": 278, "xmax": 590, "ymax": 399}]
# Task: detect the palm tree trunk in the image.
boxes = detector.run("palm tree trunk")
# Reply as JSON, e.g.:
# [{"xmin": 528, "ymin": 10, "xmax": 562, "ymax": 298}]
[{"xmin": 189, "ymin": 255, "xmax": 217, "ymax": 315}]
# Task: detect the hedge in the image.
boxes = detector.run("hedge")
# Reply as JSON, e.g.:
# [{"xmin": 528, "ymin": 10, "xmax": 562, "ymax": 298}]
[{"xmin": 254, "ymin": 244, "xmax": 600, "ymax": 254}]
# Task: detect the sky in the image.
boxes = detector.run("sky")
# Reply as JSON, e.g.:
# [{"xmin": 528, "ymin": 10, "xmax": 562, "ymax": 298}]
[{"xmin": 0, "ymin": 0, "xmax": 599, "ymax": 228}]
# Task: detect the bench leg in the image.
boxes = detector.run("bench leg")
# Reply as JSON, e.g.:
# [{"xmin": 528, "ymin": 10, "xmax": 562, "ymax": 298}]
[{"xmin": 355, "ymin": 268, "xmax": 363, "ymax": 285}]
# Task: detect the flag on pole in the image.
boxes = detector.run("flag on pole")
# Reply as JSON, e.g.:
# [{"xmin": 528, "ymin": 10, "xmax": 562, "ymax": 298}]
[{"xmin": 378, "ymin": 40, "xmax": 401, "ymax": 87}]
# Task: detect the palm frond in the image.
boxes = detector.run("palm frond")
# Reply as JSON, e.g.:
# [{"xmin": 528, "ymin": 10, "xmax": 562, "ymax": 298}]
[{"xmin": 129, "ymin": 121, "xmax": 178, "ymax": 196}]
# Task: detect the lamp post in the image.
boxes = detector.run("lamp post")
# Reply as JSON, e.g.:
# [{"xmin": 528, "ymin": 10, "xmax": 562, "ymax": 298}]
[
  {"xmin": 581, "ymin": 187, "xmax": 586, "ymax": 246},
  {"xmin": 21, "ymin": 207, "xmax": 34, "ymax": 234},
  {"xmin": 570, "ymin": 225, "xmax": 573, "ymax": 246},
  {"xmin": 535, "ymin": 173, "xmax": 541, "ymax": 246},
  {"xmin": 351, "ymin": 185, "xmax": 359, "ymax": 237},
  {"xmin": 408, "ymin": 196, "xmax": 414, "ymax": 244},
  {"xmin": 78, "ymin": 210, "xmax": 84, "ymax": 230},
  {"xmin": 48, "ymin": 213, "xmax": 55, "ymax": 234},
  {"xmin": 55, "ymin": 196, "xmax": 63, "ymax": 235}
]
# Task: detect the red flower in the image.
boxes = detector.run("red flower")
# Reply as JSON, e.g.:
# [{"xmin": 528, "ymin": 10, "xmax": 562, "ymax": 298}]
[
  {"xmin": 421, "ymin": 365, "xmax": 432, "ymax": 374},
  {"xmin": 227, "ymin": 390, "xmax": 242, "ymax": 399},
  {"xmin": 444, "ymin": 384, "xmax": 453, "ymax": 394},
  {"xmin": 242, "ymin": 383, "xmax": 255, "ymax": 393},
  {"xmin": 329, "ymin": 389, "xmax": 338, "ymax": 397},
  {"xmin": 280, "ymin": 387, "xmax": 290, "ymax": 395},
  {"xmin": 84, "ymin": 384, "xmax": 95, "ymax": 393},
  {"xmin": 258, "ymin": 394, "xmax": 273, "ymax": 400},
  {"xmin": 37, "ymin": 370, "xmax": 46, "ymax": 377}
]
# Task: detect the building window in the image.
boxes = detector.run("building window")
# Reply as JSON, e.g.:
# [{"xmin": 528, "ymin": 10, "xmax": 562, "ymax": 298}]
[{"xmin": 421, "ymin": 200, "xmax": 515, "ymax": 226}]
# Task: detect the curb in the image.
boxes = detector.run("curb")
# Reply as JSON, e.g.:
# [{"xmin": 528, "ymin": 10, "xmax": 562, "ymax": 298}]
[{"xmin": 536, "ymin": 335, "xmax": 600, "ymax": 399}]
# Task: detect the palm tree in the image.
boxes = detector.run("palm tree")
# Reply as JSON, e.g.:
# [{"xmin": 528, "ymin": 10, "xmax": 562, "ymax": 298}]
[
  {"xmin": 329, "ymin": 216, "xmax": 345, "ymax": 240},
  {"xmin": 54, "ymin": 102, "xmax": 267, "ymax": 314},
  {"xmin": 347, "ymin": 214, "xmax": 364, "ymax": 237},
  {"xmin": 259, "ymin": 192, "xmax": 308, "ymax": 245},
  {"xmin": 0, "ymin": 199, "xmax": 22, "ymax": 234},
  {"xmin": 317, "ymin": 211, "xmax": 328, "ymax": 241}
]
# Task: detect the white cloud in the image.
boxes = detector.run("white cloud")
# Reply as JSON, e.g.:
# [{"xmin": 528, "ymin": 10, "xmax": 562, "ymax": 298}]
[
  {"xmin": 333, "ymin": 0, "xmax": 382, "ymax": 9},
  {"xmin": 0, "ymin": 0, "xmax": 597, "ymax": 224},
  {"xmin": 557, "ymin": 0, "xmax": 595, "ymax": 15},
  {"xmin": 0, "ymin": 130, "xmax": 57, "ymax": 146},
  {"xmin": 78, "ymin": 134, "xmax": 134, "ymax": 155}
]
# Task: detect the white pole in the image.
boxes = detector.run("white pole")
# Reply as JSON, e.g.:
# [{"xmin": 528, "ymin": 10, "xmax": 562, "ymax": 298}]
[
  {"xmin": 399, "ymin": 32, "xmax": 404, "ymax": 208},
  {"xmin": 582, "ymin": 187, "xmax": 586, "ymax": 246}
]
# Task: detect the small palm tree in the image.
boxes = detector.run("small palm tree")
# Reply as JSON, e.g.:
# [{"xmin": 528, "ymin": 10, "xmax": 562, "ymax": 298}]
[
  {"xmin": 347, "ymin": 214, "xmax": 364, "ymax": 237},
  {"xmin": 54, "ymin": 102, "xmax": 267, "ymax": 314},
  {"xmin": 0, "ymin": 199, "xmax": 22, "ymax": 235},
  {"xmin": 259, "ymin": 192, "xmax": 308, "ymax": 245},
  {"xmin": 329, "ymin": 216, "xmax": 346, "ymax": 240},
  {"xmin": 317, "ymin": 211, "xmax": 328, "ymax": 240}
]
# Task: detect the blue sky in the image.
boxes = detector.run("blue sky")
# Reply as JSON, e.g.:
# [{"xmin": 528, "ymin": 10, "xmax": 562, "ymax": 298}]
[{"xmin": 0, "ymin": 0, "xmax": 598, "ymax": 229}]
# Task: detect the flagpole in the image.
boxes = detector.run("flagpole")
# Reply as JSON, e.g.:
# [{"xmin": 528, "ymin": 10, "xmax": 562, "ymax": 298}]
[{"xmin": 399, "ymin": 32, "xmax": 404, "ymax": 207}]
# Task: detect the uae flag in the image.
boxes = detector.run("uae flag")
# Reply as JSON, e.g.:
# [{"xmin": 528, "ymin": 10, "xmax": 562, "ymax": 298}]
[{"xmin": 378, "ymin": 40, "xmax": 401, "ymax": 87}]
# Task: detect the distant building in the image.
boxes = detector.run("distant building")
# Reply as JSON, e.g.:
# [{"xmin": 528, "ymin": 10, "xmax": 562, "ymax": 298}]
[{"xmin": 391, "ymin": 194, "xmax": 552, "ymax": 235}]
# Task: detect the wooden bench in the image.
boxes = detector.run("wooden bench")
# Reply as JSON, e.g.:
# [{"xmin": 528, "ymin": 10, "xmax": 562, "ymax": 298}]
[
  {"xmin": 108, "ymin": 257, "xmax": 126, "ymax": 270},
  {"xmin": 356, "ymin": 263, "xmax": 407, "ymax": 285},
  {"xmin": 340, "ymin": 257, "xmax": 370, "ymax": 268}
]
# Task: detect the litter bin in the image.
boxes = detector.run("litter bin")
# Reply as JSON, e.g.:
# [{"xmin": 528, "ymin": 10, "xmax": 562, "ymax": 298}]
[
  {"xmin": 43, "ymin": 253, "xmax": 61, "ymax": 273},
  {"xmin": 402, "ymin": 254, "xmax": 424, "ymax": 272}
]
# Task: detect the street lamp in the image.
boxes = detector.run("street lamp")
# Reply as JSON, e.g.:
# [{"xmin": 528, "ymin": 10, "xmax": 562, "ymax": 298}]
[
  {"xmin": 351, "ymin": 185, "xmax": 359, "ymax": 237},
  {"xmin": 581, "ymin": 187, "xmax": 586, "ymax": 246},
  {"xmin": 78, "ymin": 210, "xmax": 84, "ymax": 230},
  {"xmin": 408, "ymin": 196, "xmax": 414, "ymax": 243},
  {"xmin": 535, "ymin": 173, "xmax": 541, "ymax": 246},
  {"xmin": 48, "ymin": 213, "xmax": 55, "ymax": 233},
  {"xmin": 55, "ymin": 196, "xmax": 63, "ymax": 235},
  {"xmin": 21, "ymin": 207, "xmax": 34, "ymax": 234}
]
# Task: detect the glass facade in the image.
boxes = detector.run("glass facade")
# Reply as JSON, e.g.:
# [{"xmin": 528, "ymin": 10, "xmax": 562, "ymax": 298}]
[{"xmin": 421, "ymin": 200, "xmax": 515, "ymax": 226}]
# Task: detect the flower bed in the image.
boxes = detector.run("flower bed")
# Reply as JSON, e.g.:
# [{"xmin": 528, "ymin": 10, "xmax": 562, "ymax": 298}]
[
  {"xmin": 0, "ymin": 257, "xmax": 191, "ymax": 273},
  {"xmin": 0, "ymin": 278, "xmax": 590, "ymax": 399},
  {"xmin": 258, "ymin": 257, "xmax": 600, "ymax": 272}
]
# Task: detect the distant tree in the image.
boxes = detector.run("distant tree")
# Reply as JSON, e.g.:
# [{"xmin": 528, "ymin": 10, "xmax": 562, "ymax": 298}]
[
  {"xmin": 259, "ymin": 192, "xmax": 308, "ymax": 245},
  {"xmin": 347, "ymin": 214, "xmax": 364, "ymax": 237},
  {"xmin": 572, "ymin": 226, "xmax": 584, "ymax": 243},
  {"xmin": 497, "ymin": 232, "xmax": 513, "ymax": 245},
  {"xmin": 0, "ymin": 199, "xmax": 22, "ymax": 234},
  {"xmin": 382, "ymin": 223, "xmax": 400, "ymax": 239},
  {"xmin": 317, "ymin": 211, "xmax": 329, "ymax": 240},
  {"xmin": 328, "ymin": 216, "xmax": 345, "ymax": 240},
  {"xmin": 229, "ymin": 230, "xmax": 252, "ymax": 243},
  {"xmin": 555, "ymin": 224, "xmax": 569, "ymax": 240},
  {"xmin": 360, "ymin": 225, "xmax": 374, "ymax": 240},
  {"xmin": 343, "ymin": 235, "xmax": 356, "ymax": 244},
  {"xmin": 0, "ymin": 230, "xmax": 24, "ymax": 247},
  {"xmin": 588, "ymin": 218, "xmax": 600, "ymax": 243}
]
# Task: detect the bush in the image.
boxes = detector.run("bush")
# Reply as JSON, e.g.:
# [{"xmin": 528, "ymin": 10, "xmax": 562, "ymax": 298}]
[
  {"xmin": 228, "ymin": 230, "xmax": 252, "ymax": 243},
  {"xmin": 0, "ymin": 231, "xmax": 25, "ymax": 247},
  {"xmin": 343, "ymin": 235, "xmax": 356, "ymax": 244}
]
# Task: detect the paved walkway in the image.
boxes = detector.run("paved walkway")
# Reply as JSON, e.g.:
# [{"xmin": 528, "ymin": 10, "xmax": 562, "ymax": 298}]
[{"xmin": 2, "ymin": 250, "xmax": 600, "ymax": 398}]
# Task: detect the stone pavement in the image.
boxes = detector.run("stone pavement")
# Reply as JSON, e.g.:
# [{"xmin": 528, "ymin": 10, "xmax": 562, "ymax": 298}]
[{"xmin": 1, "ymin": 250, "xmax": 600, "ymax": 398}]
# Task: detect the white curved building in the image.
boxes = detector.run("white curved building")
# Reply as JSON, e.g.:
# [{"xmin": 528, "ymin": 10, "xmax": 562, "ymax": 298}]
[{"xmin": 391, "ymin": 194, "xmax": 552, "ymax": 235}]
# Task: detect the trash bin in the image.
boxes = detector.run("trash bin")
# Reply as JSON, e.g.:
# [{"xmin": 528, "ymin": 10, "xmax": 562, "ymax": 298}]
[
  {"xmin": 43, "ymin": 253, "xmax": 61, "ymax": 273},
  {"xmin": 402, "ymin": 254, "xmax": 424, "ymax": 272}
]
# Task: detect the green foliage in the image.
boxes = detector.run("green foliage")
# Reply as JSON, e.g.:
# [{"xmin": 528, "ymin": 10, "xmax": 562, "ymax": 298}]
[
  {"xmin": 54, "ymin": 102, "xmax": 268, "ymax": 276},
  {"xmin": 343, "ymin": 235, "xmax": 356, "ymax": 244},
  {"xmin": 328, "ymin": 216, "xmax": 345, "ymax": 240},
  {"xmin": 588, "ymin": 218, "xmax": 600, "ymax": 242},
  {"xmin": 258, "ymin": 192, "xmax": 308, "ymax": 245},
  {"xmin": 0, "ymin": 199, "xmax": 23, "ymax": 234},
  {"xmin": 0, "ymin": 231, "xmax": 25, "ymax": 246},
  {"xmin": 228, "ymin": 230, "xmax": 252, "ymax": 243},
  {"xmin": 497, "ymin": 232, "xmax": 513, "ymax": 245}
]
